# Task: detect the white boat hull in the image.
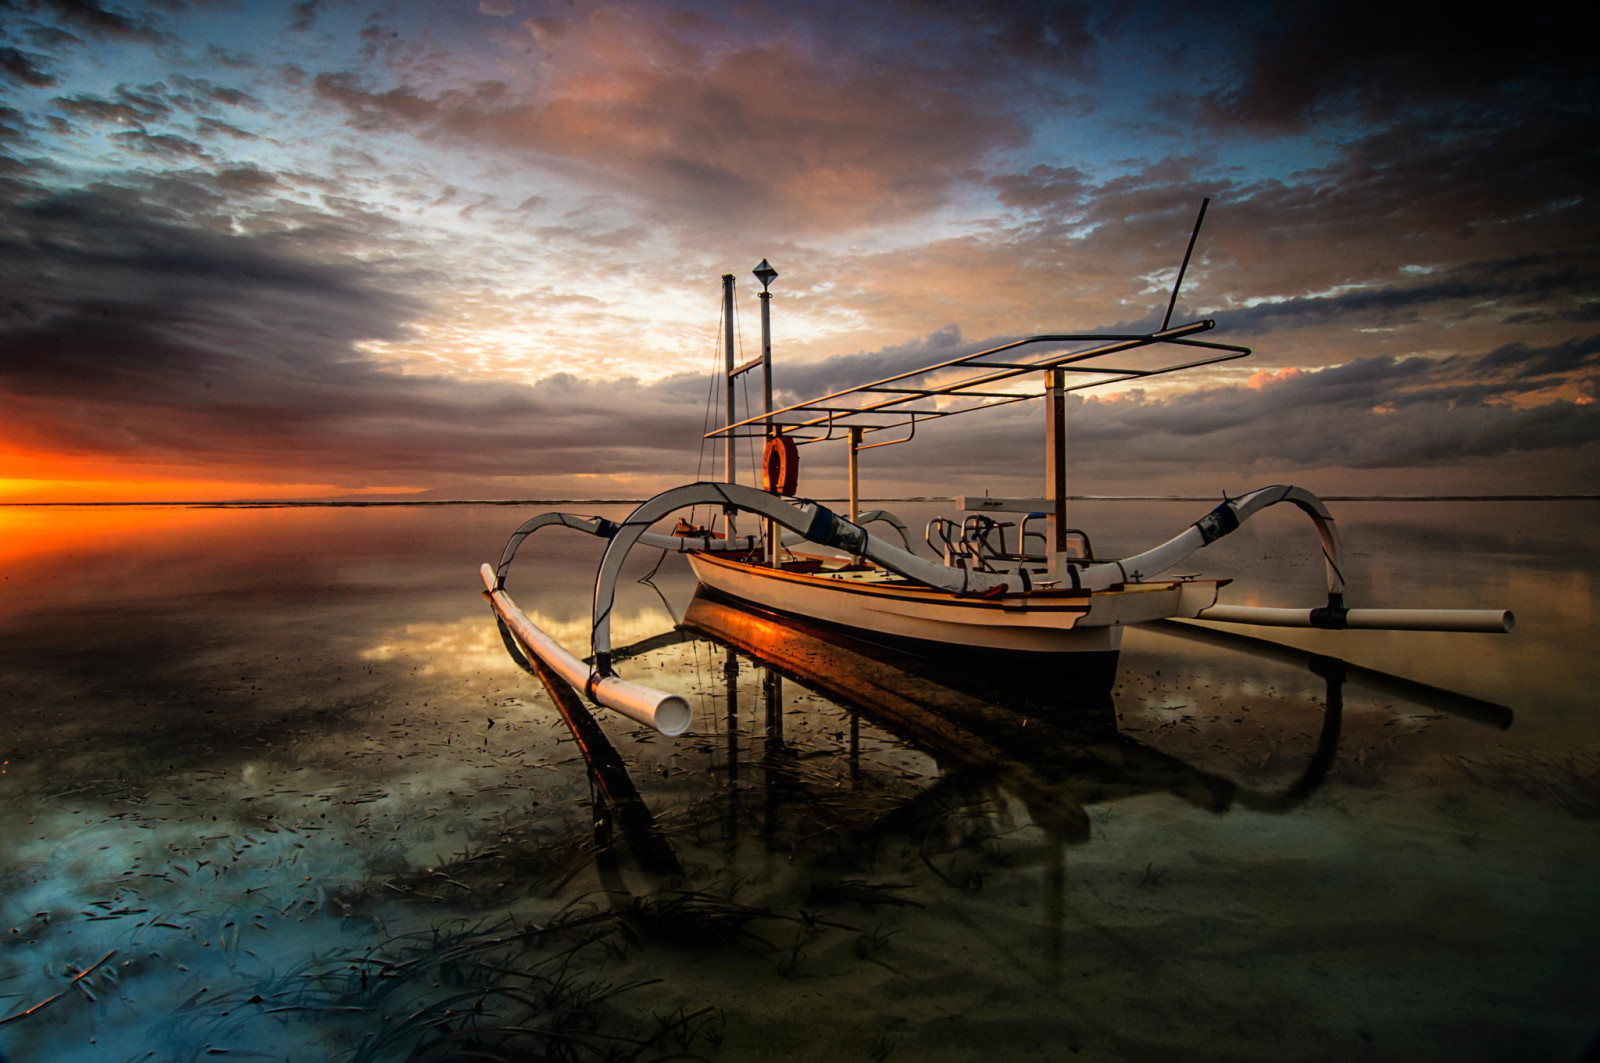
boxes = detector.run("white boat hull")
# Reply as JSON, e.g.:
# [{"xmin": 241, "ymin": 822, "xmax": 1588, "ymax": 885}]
[{"xmin": 686, "ymin": 552, "xmax": 1224, "ymax": 654}]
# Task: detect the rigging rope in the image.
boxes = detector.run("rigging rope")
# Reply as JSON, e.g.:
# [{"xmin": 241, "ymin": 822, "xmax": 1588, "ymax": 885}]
[{"xmin": 693, "ymin": 287, "xmax": 729, "ymax": 529}]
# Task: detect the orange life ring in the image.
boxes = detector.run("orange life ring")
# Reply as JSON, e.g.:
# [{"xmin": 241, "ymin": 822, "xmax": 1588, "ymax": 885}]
[{"xmin": 761, "ymin": 434, "xmax": 800, "ymax": 496}]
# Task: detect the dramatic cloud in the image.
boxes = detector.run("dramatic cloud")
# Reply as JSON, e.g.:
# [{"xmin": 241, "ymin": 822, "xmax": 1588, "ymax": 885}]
[
  {"xmin": 1203, "ymin": 1, "xmax": 1595, "ymax": 131},
  {"xmin": 310, "ymin": 37, "xmax": 1026, "ymax": 233},
  {"xmin": 6, "ymin": 0, "xmax": 167, "ymax": 44},
  {"xmin": 0, "ymin": 0, "xmax": 1595, "ymax": 499},
  {"xmin": 0, "ymin": 182, "xmax": 720, "ymax": 488},
  {"xmin": 0, "ymin": 45, "xmax": 57, "ymax": 87}
]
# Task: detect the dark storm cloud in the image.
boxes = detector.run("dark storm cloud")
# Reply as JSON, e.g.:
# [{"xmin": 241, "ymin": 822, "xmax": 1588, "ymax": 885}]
[
  {"xmin": 1066, "ymin": 340, "xmax": 1600, "ymax": 472},
  {"xmin": 0, "ymin": 181, "xmax": 718, "ymax": 482},
  {"xmin": 969, "ymin": 96, "xmax": 1600, "ymax": 356},
  {"xmin": 1220, "ymin": 257, "xmax": 1598, "ymax": 336},
  {"xmin": 1203, "ymin": 1, "xmax": 1595, "ymax": 130},
  {"xmin": 0, "ymin": 103, "xmax": 31, "ymax": 139},
  {"xmin": 0, "ymin": 45, "xmax": 57, "ymax": 86},
  {"xmin": 307, "ymin": 12, "xmax": 1029, "ymax": 233},
  {"xmin": 196, "ymin": 116, "xmax": 257, "ymax": 140},
  {"xmin": 161, "ymin": 75, "xmax": 260, "ymax": 114},
  {"xmin": 1459, "ymin": 337, "xmax": 1600, "ymax": 392},
  {"xmin": 1, "ymin": 172, "xmax": 1593, "ymax": 490},
  {"xmin": 0, "ymin": 184, "xmax": 416, "ymax": 381},
  {"xmin": 20, "ymin": 24, "xmax": 83, "ymax": 50},
  {"xmin": 774, "ymin": 328, "xmax": 1600, "ymax": 487},
  {"xmin": 992, "ymin": 165, "xmax": 1092, "ymax": 213},
  {"xmin": 49, "ymin": 79, "xmax": 257, "ymax": 133},
  {"xmin": 899, "ymin": 0, "xmax": 1099, "ymax": 72},
  {"xmin": 288, "ymin": 1, "xmax": 321, "ymax": 34},
  {"xmin": 5, "ymin": 0, "xmax": 168, "ymax": 44},
  {"xmin": 110, "ymin": 129, "xmax": 205, "ymax": 158},
  {"xmin": 53, "ymin": 90, "xmax": 167, "ymax": 126},
  {"xmin": 211, "ymin": 164, "xmax": 278, "ymax": 193}
]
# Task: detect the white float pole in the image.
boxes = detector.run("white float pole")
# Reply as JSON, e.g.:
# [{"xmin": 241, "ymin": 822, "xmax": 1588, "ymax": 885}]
[
  {"xmin": 481, "ymin": 565, "xmax": 693, "ymax": 735},
  {"xmin": 1195, "ymin": 603, "xmax": 1513, "ymax": 633}
]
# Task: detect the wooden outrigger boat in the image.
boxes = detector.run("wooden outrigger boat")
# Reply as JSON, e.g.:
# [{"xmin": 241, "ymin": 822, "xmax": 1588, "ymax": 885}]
[{"xmin": 482, "ymin": 205, "xmax": 1513, "ymax": 736}]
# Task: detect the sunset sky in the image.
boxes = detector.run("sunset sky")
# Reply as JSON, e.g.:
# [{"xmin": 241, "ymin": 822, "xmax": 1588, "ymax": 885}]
[{"xmin": 1, "ymin": 0, "xmax": 1595, "ymax": 502}]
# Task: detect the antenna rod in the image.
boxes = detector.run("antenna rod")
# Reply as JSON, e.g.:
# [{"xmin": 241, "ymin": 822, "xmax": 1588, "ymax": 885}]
[{"xmin": 1161, "ymin": 197, "xmax": 1210, "ymax": 331}]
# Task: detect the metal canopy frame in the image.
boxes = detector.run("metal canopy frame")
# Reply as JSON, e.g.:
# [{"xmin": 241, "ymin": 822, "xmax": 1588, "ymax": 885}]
[{"xmin": 705, "ymin": 318, "xmax": 1250, "ymax": 448}]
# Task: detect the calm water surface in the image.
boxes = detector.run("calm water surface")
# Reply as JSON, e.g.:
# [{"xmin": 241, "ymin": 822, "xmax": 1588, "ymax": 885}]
[{"xmin": 0, "ymin": 500, "xmax": 1595, "ymax": 1061}]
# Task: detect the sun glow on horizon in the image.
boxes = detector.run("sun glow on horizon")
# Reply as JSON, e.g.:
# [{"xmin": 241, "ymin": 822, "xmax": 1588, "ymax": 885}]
[
  {"xmin": 0, "ymin": 479, "xmax": 425, "ymax": 503},
  {"xmin": 0, "ymin": 441, "xmax": 425, "ymax": 503}
]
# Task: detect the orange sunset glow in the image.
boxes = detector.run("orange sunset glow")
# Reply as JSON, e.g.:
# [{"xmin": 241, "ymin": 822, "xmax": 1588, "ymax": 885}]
[{"xmin": 0, "ymin": 447, "xmax": 419, "ymax": 503}]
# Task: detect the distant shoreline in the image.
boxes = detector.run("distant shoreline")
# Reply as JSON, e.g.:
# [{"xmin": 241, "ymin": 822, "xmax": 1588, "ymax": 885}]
[{"xmin": 5, "ymin": 494, "xmax": 1598, "ymax": 508}]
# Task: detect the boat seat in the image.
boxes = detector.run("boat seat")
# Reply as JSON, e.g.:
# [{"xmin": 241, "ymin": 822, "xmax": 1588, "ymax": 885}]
[{"xmin": 926, "ymin": 513, "xmax": 1093, "ymax": 571}]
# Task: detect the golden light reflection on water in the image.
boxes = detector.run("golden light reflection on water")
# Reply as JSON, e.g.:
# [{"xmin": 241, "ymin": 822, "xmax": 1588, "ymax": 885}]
[
  {"xmin": 360, "ymin": 617, "xmax": 513, "ymax": 676},
  {"xmin": 0, "ymin": 504, "xmax": 234, "ymax": 569},
  {"xmin": 359, "ymin": 607, "xmax": 677, "ymax": 677}
]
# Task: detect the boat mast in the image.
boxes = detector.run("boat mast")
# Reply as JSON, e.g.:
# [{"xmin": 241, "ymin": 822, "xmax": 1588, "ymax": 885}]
[
  {"xmin": 722, "ymin": 273, "xmax": 737, "ymax": 537},
  {"xmin": 754, "ymin": 259, "xmax": 779, "ymax": 565},
  {"xmin": 756, "ymin": 260, "xmax": 776, "ymax": 419}
]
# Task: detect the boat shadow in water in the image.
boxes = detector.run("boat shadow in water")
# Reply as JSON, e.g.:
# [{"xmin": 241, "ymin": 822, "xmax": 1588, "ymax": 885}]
[
  {"xmin": 681, "ymin": 591, "xmax": 1235, "ymax": 844},
  {"xmin": 499, "ymin": 588, "xmax": 1514, "ymax": 875}
]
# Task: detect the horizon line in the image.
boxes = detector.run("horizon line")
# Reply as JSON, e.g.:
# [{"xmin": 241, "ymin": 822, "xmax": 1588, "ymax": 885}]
[{"xmin": 4, "ymin": 493, "xmax": 1598, "ymax": 508}]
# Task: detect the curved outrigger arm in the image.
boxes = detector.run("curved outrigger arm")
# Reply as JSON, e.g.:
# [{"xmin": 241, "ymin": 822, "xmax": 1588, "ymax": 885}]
[
  {"xmin": 1077, "ymin": 485, "xmax": 1344, "ymax": 595},
  {"xmin": 588, "ymin": 482, "xmax": 1335, "ymax": 668},
  {"xmin": 590, "ymin": 483, "xmax": 1038, "ymax": 669},
  {"xmin": 588, "ymin": 481, "xmax": 1513, "ymax": 669},
  {"xmin": 492, "ymin": 508, "xmax": 912, "ymax": 589},
  {"xmin": 1075, "ymin": 484, "xmax": 1508, "ymax": 631},
  {"xmin": 492, "ymin": 511, "xmax": 763, "ymax": 589}
]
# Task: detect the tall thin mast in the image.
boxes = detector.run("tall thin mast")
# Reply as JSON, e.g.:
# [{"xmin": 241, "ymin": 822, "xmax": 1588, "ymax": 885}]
[
  {"xmin": 722, "ymin": 273, "xmax": 737, "ymax": 537},
  {"xmin": 754, "ymin": 259, "xmax": 779, "ymax": 565},
  {"xmin": 722, "ymin": 273, "xmax": 736, "ymax": 485},
  {"xmin": 755, "ymin": 259, "xmax": 776, "ymax": 422}
]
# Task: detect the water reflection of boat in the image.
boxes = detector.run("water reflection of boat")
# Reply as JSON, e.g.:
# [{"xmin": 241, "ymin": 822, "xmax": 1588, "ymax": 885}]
[
  {"xmin": 681, "ymin": 590, "xmax": 1238, "ymax": 842},
  {"xmin": 482, "ymin": 203, "xmax": 1514, "ymax": 734},
  {"xmin": 485, "ymin": 582, "xmax": 1516, "ymax": 871}
]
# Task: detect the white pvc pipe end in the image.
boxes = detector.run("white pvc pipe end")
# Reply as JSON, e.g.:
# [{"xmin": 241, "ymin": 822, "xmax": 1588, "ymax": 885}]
[{"xmin": 480, "ymin": 564, "xmax": 695, "ymax": 736}]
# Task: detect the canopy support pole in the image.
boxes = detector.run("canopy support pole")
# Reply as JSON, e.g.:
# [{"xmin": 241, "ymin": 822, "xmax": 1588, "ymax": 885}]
[
  {"xmin": 1045, "ymin": 368, "xmax": 1068, "ymax": 582},
  {"xmin": 760, "ymin": 278, "xmax": 778, "ymax": 567},
  {"xmin": 847, "ymin": 426, "xmax": 863, "ymax": 523}
]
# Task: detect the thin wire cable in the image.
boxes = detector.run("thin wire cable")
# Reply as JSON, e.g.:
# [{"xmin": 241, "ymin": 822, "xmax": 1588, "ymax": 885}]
[
  {"xmin": 731, "ymin": 287, "xmax": 752, "ymax": 488},
  {"xmin": 697, "ymin": 298, "xmax": 725, "ymax": 482},
  {"xmin": 739, "ymin": 371, "xmax": 757, "ymax": 486},
  {"xmin": 693, "ymin": 288, "xmax": 729, "ymax": 529}
]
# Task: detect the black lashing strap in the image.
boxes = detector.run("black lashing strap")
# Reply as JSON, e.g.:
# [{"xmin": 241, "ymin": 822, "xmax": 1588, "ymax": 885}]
[{"xmin": 1193, "ymin": 499, "xmax": 1240, "ymax": 544}]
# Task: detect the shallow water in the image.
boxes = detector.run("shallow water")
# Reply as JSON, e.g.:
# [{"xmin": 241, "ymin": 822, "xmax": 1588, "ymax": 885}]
[{"xmin": 0, "ymin": 500, "xmax": 1595, "ymax": 1061}]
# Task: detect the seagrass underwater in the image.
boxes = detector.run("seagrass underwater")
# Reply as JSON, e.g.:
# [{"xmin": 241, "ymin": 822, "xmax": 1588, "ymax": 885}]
[{"xmin": 0, "ymin": 500, "xmax": 1595, "ymax": 1061}]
